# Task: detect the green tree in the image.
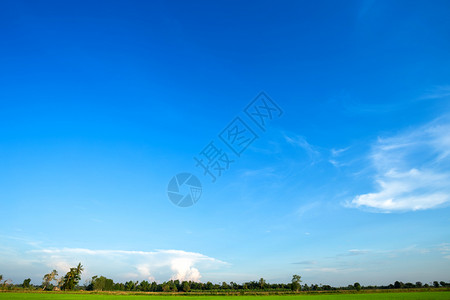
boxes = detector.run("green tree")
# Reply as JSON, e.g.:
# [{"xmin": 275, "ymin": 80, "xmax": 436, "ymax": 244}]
[
  {"xmin": 405, "ymin": 282, "xmax": 414, "ymax": 288},
  {"xmin": 354, "ymin": 282, "xmax": 361, "ymax": 291},
  {"xmin": 89, "ymin": 275, "xmax": 114, "ymax": 291},
  {"xmin": 171, "ymin": 281, "xmax": 178, "ymax": 292},
  {"xmin": 85, "ymin": 275, "xmax": 97, "ymax": 290},
  {"xmin": 125, "ymin": 280, "xmax": 137, "ymax": 291},
  {"xmin": 22, "ymin": 278, "xmax": 31, "ymax": 289},
  {"xmin": 42, "ymin": 270, "xmax": 58, "ymax": 291},
  {"xmin": 433, "ymin": 281, "xmax": 440, "ymax": 288},
  {"xmin": 151, "ymin": 281, "xmax": 158, "ymax": 292},
  {"xmin": 182, "ymin": 281, "xmax": 191, "ymax": 292},
  {"xmin": 61, "ymin": 263, "xmax": 84, "ymax": 290},
  {"xmin": 138, "ymin": 280, "xmax": 150, "ymax": 291},
  {"xmin": 162, "ymin": 282, "xmax": 171, "ymax": 292},
  {"xmin": 173, "ymin": 279, "xmax": 180, "ymax": 291},
  {"xmin": 291, "ymin": 275, "xmax": 302, "ymax": 291},
  {"xmin": 259, "ymin": 278, "xmax": 266, "ymax": 289}
]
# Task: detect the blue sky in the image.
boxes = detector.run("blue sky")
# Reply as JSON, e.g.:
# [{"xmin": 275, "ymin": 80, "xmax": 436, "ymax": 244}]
[{"xmin": 1, "ymin": 0, "xmax": 450, "ymax": 286}]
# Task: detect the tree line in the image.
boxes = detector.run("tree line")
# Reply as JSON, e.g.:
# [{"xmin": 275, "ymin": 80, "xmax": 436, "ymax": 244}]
[{"xmin": 1, "ymin": 265, "xmax": 449, "ymax": 292}]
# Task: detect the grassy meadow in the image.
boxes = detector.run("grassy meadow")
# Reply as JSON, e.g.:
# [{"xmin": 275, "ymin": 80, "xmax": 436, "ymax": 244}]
[{"xmin": 1, "ymin": 291, "xmax": 450, "ymax": 300}]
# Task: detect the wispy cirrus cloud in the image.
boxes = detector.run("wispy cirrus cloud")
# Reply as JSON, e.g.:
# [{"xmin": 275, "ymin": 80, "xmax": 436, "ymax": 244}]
[
  {"xmin": 296, "ymin": 201, "xmax": 321, "ymax": 218},
  {"xmin": 348, "ymin": 115, "xmax": 450, "ymax": 212},
  {"xmin": 292, "ymin": 260, "xmax": 317, "ymax": 265},
  {"xmin": 344, "ymin": 249, "xmax": 370, "ymax": 256},
  {"xmin": 331, "ymin": 147, "xmax": 350, "ymax": 157},
  {"xmin": 420, "ymin": 85, "xmax": 450, "ymax": 100},
  {"xmin": 284, "ymin": 134, "xmax": 321, "ymax": 163},
  {"xmin": 329, "ymin": 147, "xmax": 352, "ymax": 167},
  {"xmin": 439, "ymin": 243, "xmax": 450, "ymax": 259}
]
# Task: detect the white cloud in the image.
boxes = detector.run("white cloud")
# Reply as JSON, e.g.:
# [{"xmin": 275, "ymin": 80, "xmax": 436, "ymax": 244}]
[
  {"xmin": 136, "ymin": 264, "xmax": 155, "ymax": 282},
  {"xmin": 329, "ymin": 146, "xmax": 359, "ymax": 168},
  {"xmin": 347, "ymin": 249, "xmax": 370, "ymax": 256},
  {"xmin": 169, "ymin": 258, "xmax": 201, "ymax": 281},
  {"xmin": 331, "ymin": 147, "xmax": 349, "ymax": 157},
  {"xmin": 349, "ymin": 116, "xmax": 450, "ymax": 212},
  {"xmin": 30, "ymin": 248, "xmax": 226, "ymax": 283}
]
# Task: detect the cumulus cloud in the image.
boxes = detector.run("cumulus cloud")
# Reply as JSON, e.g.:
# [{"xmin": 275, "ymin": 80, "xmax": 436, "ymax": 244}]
[
  {"xmin": 169, "ymin": 257, "xmax": 201, "ymax": 281},
  {"xmin": 30, "ymin": 248, "xmax": 226, "ymax": 283},
  {"xmin": 349, "ymin": 116, "xmax": 450, "ymax": 212}
]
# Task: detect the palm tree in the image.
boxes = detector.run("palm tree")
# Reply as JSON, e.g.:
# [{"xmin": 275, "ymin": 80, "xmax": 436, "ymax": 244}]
[
  {"xmin": 61, "ymin": 263, "xmax": 84, "ymax": 290},
  {"xmin": 75, "ymin": 263, "xmax": 84, "ymax": 276},
  {"xmin": 259, "ymin": 278, "xmax": 266, "ymax": 289},
  {"xmin": 42, "ymin": 270, "xmax": 58, "ymax": 290}
]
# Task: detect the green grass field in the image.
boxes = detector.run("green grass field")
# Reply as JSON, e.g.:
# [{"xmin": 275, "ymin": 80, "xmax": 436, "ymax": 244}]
[{"xmin": 1, "ymin": 292, "xmax": 449, "ymax": 300}]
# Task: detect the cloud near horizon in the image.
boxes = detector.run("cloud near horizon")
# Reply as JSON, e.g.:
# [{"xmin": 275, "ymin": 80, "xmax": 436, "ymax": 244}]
[{"xmin": 29, "ymin": 248, "xmax": 227, "ymax": 283}]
